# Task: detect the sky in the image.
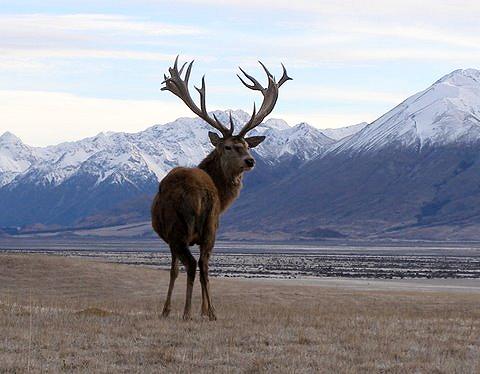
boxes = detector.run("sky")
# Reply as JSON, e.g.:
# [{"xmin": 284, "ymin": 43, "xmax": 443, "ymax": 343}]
[{"xmin": 0, "ymin": 0, "xmax": 479, "ymax": 146}]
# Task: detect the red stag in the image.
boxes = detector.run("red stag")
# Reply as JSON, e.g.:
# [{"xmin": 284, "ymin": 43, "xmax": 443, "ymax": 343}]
[{"xmin": 151, "ymin": 56, "xmax": 291, "ymax": 320}]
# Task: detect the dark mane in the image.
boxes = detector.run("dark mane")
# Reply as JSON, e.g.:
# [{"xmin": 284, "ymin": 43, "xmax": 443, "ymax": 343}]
[{"xmin": 198, "ymin": 150, "xmax": 243, "ymax": 212}]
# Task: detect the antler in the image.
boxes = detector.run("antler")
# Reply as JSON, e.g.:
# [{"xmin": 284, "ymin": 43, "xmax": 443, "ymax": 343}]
[
  {"xmin": 237, "ymin": 62, "xmax": 292, "ymax": 137},
  {"xmin": 161, "ymin": 56, "xmax": 234, "ymax": 138}
]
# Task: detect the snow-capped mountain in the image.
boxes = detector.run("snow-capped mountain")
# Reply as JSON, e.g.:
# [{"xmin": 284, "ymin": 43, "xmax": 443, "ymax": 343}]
[
  {"xmin": 0, "ymin": 132, "xmax": 40, "ymax": 187},
  {"xmin": 332, "ymin": 69, "xmax": 480, "ymax": 153},
  {"xmin": 3, "ymin": 68, "xmax": 480, "ymax": 240},
  {"xmin": 320, "ymin": 122, "xmax": 368, "ymax": 141},
  {"xmin": 0, "ymin": 110, "xmax": 330, "ymax": 228},
  {"xmin": 223, "ymin": 68, "xmax": 480, "ymax": 241},
  {"xmin": 15, "ymin": 133, "xmax": 119, "ymax": 186},
  {"xmin": 2, "ymin": 110, "xmax": 326, "ymax": 190},
  {"xmin": 252, "ymin": 122, "xmax": 335, "ymax": 163}
]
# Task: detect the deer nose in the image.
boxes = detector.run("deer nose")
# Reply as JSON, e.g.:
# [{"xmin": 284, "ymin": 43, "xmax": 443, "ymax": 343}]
[{"xmin": 245, "ymin": 158, "xmax": 255, "ymax": 167}]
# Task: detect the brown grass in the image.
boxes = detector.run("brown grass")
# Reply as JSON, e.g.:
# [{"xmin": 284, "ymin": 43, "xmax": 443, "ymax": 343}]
[{"xmin": 0, "ymin": 253, "xmax": 479, "ymax": 373}]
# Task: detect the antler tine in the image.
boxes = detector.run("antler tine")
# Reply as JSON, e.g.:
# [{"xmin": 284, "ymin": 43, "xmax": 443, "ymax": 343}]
[
  {"xmin": 258, "ymin": 61, "xmax": 274, "ymax": 79},
  {"xmin": 228, "ymin": 111, "xmax": 235, "ymax": 135},
  {"xmin": 237, "ymin": 62, "xmax": 292, "ymax": 137},
  {"xmin": 237, "ymin": 74, "xmax": 255, "ymax": 90},
  {"xmin": 247, "ymin": 102, "xmax": 257, "ymax": 126},
  {"xmin": 161, "ymin": 56, "xmax": 232, "ymax": 138},
  {"xmin": 178, "ymin": 61, "xmax": 188, "ymax": 76},
  {"xmin": 238, "ymin": 67, "xmax": 264, "ymax": 91},
  {"xmin": 278, "ymin": 63, "xmax": 293, "ymax": 87},
  {"xmin": 195, "ymin": 76, "xmax": 231, "ymax": 135},
  {"xmin": 212, "ymin": 113, "xmax": 233, "ymax": 136},
  {"xmin": 194, "ymin": 76, "xmax": 207, "ymax": 114}
]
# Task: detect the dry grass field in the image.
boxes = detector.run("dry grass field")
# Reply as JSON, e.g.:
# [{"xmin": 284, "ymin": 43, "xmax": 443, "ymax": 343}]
[{"xmin": 1, "ymin": 254, "xmax": 479, "ymax": 373}]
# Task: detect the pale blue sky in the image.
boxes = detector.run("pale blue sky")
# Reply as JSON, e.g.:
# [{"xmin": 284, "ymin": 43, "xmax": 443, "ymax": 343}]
[{"xmin": 1, "ymin": 0, "xmax": 479, "ymax": 146}]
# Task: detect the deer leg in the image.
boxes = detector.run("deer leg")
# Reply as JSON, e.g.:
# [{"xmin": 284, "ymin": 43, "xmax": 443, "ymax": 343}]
[
  {"xmin": 161, "ymin": 254, "xmax": 178, "ymax": 318},
  {"xmin": 199, "ymin": 242, "xmax": 211, "ymax": 317},
  {"xmin": 200, "ymin": 274, "xmax": 208, "ymax": 316},
  {"xmin": 199, "ymin": 247, "xmax": 216, "ymax": 321},
  {"xmin": 178, "ymin": 247, "xmax": 197, "ymax": 321}
]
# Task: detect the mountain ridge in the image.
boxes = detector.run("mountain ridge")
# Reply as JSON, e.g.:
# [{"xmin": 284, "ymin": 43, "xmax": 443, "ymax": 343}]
[
  {"xmin": 0, "ymin": 110, "xmax": 339, "ymax": 228},
  {"xmin": 222, "ymin": 68, "xmax": 480, "ymax": 240},
  {"xmin": 0, "ymin": 109, "xmax": 337, "ymax": 189},
  {"xmin": 2, "ymin": 68, "xmax": 480, "ymax": 240},
  {"xmin": 329, "ymin": 68, "xmax": 480, "ymax": 155}
]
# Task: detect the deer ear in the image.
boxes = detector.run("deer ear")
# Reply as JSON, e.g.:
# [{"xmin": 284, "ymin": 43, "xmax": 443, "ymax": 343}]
[
  {"xmin": 245, "ymin": 136, "xmax": 266, "ymax": 148},
  {"xmin": 208, "ymin": 131, "xmax": 222, "ymax": 146}
]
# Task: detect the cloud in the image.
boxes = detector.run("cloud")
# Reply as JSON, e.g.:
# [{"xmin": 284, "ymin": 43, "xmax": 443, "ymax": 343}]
[
  {"xmin": 283, "ymin": 86, "xmax": 409, "ymax": 105},
  {"xmin": 305, "ymin": 49, "xmax": 480, "ymax": 64},
  {"xmin": 208, "ymin": 83, "xmax": 408, "ymax": 105},
  {"xmin": 173, "ymin": 0, "xmax": 480, "ymax": 19},
  {"xmin": 0, "ymin": 13, "xmax": 209, "ymax": 66},
  {"xmin": 345, "ymin": 24, "xmax": 480, "ymax": 50},
  {"xmin": 0, "ymin": 59, "xmax": 48, "ymax": 72},
  {"xmin": 0, "ymin": 13, "xmax": 204, "ymax": 39},
  {"xmin": 1, "ymin": 48, "xmax": 182, "ymax": 62},
  {"xmin": 170, "ymin": 0, "xmax": 480, "ymax": 65},
  {"xmin": 2, "ymin": 8, "xmax": 479, "ymax": 68},
  {"xmin": 1, "ymin": 5, "xmax": 478, "ymax": 145},
  {"xmin": 0, "ymin": 90, "xmax": 192, "ymax": 146}
]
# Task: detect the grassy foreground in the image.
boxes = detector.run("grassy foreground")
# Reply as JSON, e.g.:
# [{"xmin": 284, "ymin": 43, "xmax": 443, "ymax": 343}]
[{"xmin": 0, "ymin": 254, "xmax": 479, "ymax": 373}]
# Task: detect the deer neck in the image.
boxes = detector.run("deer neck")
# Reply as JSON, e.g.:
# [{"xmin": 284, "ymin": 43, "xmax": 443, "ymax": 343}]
[{"xmin": 198, "ymin": 150, "xmax": 243, "ymax": 212}]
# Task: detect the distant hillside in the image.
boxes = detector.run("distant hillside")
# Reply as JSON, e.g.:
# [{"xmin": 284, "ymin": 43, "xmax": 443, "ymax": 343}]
[
  {"xmin": 223, "ymin": 69, "xmax": 480, "ymax": 240},
  {"xmin": 3, "ymin": 69, "xmax": 480, "ymax": 241},
  {"xmin": 0, "ymin": 110, "xmax": 334, "ymax": 229}
]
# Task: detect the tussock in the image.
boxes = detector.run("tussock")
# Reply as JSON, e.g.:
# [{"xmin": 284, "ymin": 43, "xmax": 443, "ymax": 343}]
[
  {"xmin": 1, "ymin": 254, "xmax": 479, "ymax": 373},
  {"xmin": 75, "ymin": 307, "xmax": 113, "ymax": 317}
]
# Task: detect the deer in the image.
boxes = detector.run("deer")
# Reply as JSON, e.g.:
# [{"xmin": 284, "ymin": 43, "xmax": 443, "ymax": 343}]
[{"xmin": 151, "ymin": 56, "xmax": 291, "ymax": 320}]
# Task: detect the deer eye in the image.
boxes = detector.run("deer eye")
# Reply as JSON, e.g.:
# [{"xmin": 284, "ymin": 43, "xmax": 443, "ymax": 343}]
[{"xmin": 224, "ymin": 146, "xmax": 232, "ymax": 151}]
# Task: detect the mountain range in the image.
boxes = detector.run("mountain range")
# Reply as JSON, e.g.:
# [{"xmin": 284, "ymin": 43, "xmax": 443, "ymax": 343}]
[
  {"xmin": 1, "ymin": 68, "xmax": 480, "ymax": 240},
  {"xmin": 0, "ymin": 110, "xmax": 336, "ymax": 231}
]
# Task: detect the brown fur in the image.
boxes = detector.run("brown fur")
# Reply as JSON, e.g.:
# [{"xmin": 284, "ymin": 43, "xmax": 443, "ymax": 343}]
[{"xmin": 151, "ymin": 136, "xmax": 262, "ymax": 320}]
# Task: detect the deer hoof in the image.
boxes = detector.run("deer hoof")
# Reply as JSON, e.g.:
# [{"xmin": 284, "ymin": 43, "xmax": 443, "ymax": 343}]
[
  {"xmin": 208, "ymin": 309, "xmax": 217, "ymax": 321},
  {"xmin": 161, "ymin": 309, "xmax": 170, "ymax": 318}
]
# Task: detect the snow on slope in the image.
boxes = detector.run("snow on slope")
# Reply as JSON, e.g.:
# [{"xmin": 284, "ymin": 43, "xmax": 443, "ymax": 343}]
[
  {"xmin": 331, "ymin": 69, "xmax": 480, "ymax": 153},
  {"xmin": 253, "ymin": 122, "xmax": 334, "ymax": 162},
  {"xmin": 18, "ymin": 133, "xmax": 117, "ymax": 185},
  {"xmin": 4, "ymin": 69, "xmax": 479, "ymax": 189},
  {"xmin": 0, "ymin": 110, "xmax": 327, "ymax": 189},
  {"xmin": 321, "ymin": 122, "xmax": 368, "ymax": 140},
  {"xmin": 0, "ymin": 132, "xmax": 40, "ymax": 186}
]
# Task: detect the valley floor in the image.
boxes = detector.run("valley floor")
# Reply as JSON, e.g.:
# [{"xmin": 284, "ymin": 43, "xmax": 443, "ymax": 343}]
[{"xmin": 1, "ymin": 254, "xmax": 479, "ymax": 373}]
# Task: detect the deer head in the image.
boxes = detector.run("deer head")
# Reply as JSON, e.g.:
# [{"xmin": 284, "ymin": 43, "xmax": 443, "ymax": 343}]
[{"xmin": 161, "ymin": 56, "xmax": 291, "ymax": 173}]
